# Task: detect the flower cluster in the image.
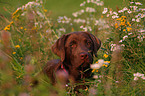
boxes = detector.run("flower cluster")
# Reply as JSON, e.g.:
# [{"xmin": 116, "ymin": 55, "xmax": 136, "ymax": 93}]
[
  {"xmin": 91, "ymin": 59, "xmax": 110, "ymax": 73},
  {"xmin": 57, "ymin": 16, "xmax": 71, "ymax": 24},
  {"xmin": 80, "ymin": 0, "xmax": 104, "ymax": 6},
  {"xmin": 133, "ymin": 72, "xmax": 145, "ymax": 81},
  {"xmin": 72, "ymin": 9, "xmax": 85, "ymax": 17},
  {"xmin": 73, "ymin": 18, "xmax": 86, "ymax": 23},
  {"xmin": 80, "ymin": 25, "xmax": 92, "ymax": 31},
  {"xmin": 72, "ymin": 7, "xmax": 96, "ymax": 17},
  {"xmin": 86, "ymin": 0, "xmax": 104, "ymax": 6},
  {"xmin": 86, "ymin": 7, "xmax": 96, "ymax": 12},
  {"xmin": 3, "ymin": 21, "xmax": 13, "ymax": 31}
]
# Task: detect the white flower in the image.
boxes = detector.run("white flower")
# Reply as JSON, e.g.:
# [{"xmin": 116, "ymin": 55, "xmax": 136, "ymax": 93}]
[
  {"xmin": 81, "ymin": 9, "xmax": 85, "ymax": 13},
  {"xmin": 119, "ymin": 40, "xmax": 123, "ymax": 43},
  {"xmin": 111, "ymin": 44, "xmax": 121, "ymax": 51},
  {"xmin": 90, "ymin": 63, "xmax": 102, "ymax": 69},
  {"xmin": 132, "ymin": 18, "xmax": 135, "ymax": 21},
  {"xmin": 86, "ymin": 7, "xmax": 96, "ymax": 12},
  {"xmin": 72, "ymin": 12, "xmax": 78, "ymax": 17},
  {"xmin": 93, "ymin": 75, "xmax": 98, "ymax": 79},
  {"xmin": 115, "ymin": 81, "xmax": 119, "ymax": 83},
  {"xmin": 102, "ymin": 8, "xmax": 108, "ymax": 14},
  {"xmin": 37, "ymin": 11, "xmax": 44, "ymax": 18},
  {"xmin": 113, "ymin": 12, "xmax": 118, "ymax": 15},
  {"xmin": 121, "ymin": 44, "xmax": 125, "ymax": 47},
  {"xmin": 127, "ymin": 10, "xmax": 132, "ymax": 14},
  {"xmin": 80, "ymin": 1, "xmax": 86, "ymax": 6},
  {"xmin": 80, "ymin": 25, "xmax": 83, "ymax": 28},
  {"xmin": 59, "ymin": 28, "xmax": 66, "ymax": 32},
  {"xmin": 134, "ymin": 72, "xmax": 144, "ymax": 77},
  {"xmin": 141, "ymin": 76, "xmax": 145, "ymax": 80},
  {"xmin": 130, "ymin": 2, "xmax": 134, "ymax": 4},
  {"xmin": 90, "ymin": 59, "xmax": 104, "ymax": 69},
  {"xmin": 74, "ymin": 19, "xmax": 86, "ymax": 23},
  {"xmin": 112, "ymin": 15, "xmax": 119, "ymax": 19},
  {"xmin": 123, "ymin": 35, "xmax": 128, "ymax": 41},
  {"xmin": 128, "ymin": 33, "xmax": 133, "ymax": 35},
  {"xmin": 109, "ymin": 11, "xmax": 113, "ymax": 15},
  {"xmin": 123, "ymin": 7, "xmax": 128, "ymax": 11},
  {"xmin": 98, "ymin": 59, "xmax": 104, "ymax": 65},
  {"xmin": 98, "ymin": 80, "xmax": 101, "ymax": 83},
  {"xmin": 135, "ymin": 2, "xmax": 142, "ymax": 5},
  {"xmin": 139, "ymin": 29, "xmax": 145, "ymax": 33},
  {"xmin": 94, "ymin": 20, "xmax": 99, "ymax": 25},
  {"xmin": 106, "ymin": 14, "xmax": 110, "ymax": 17},
  {"xmin": 87, "ymin": 0, "xmax": 91, "ymax": 3},
  {"xmin": 134, "ymin": 77, "xmax": 139, "ymax": 81},
  {"xmin": 118, "ymin": 10, "xmax": 123, "ymax": 13},
  {"xmin": 133, "ymin": 6, "xmax": 138, "ymax": 11},
  {"xmin": 136, "ymin": 18, "xmax": 140, "ymax": 22}
]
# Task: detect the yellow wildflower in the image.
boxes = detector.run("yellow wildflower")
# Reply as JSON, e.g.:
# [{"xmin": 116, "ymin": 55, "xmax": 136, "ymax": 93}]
[
  {"xmin": 4, "ymin": 27, "xmax": 9, "ymax": 30},
  {"xmin": 121, "ymin": 16, "xmax": 127, "ymax": 18},
  {"xmin": 24, "ymin": 28, "xmax": 27, "ymax": 31},
  {"xmin": 10, "ymin": 21, "xmax": 14, "ymax": 25},
  {"xmin": 116, "ymin": 18, "xmax": 121, "ymax": 21},
  {"xmin": 104, "ymin": 61, "xmax": 110, "ymax": 63},
  {"xmin": 103, "ymin": 54, "xmax": 108, "ymax": 58},
  {"xmin": 120, "ymin": 22, "xmax": 126, "ymax": 26},
  {"xmin": 13, "ymin": 52, "xmax": 16, "ymax": 54},
  {"xmin": 121, "ymin": 18, "xmax": 126, "ymax": 22},
  {"xmin": 92, "ymin": 69, "xmax": 98, "ymax": 72},
  {"xmin": 20, "ymin": 27, "xmax": 23, "ymax": 29},
  {"xmin": 20, "ymin": 57, "xmax": 23, "ymax": 60},
  {"xmin": 92, "ymin": 69, "xmax": 95, "ymax": 72},
  {"xmin": 15, "ymin": 45, "xmax": 20, "ymax": 48},
  {"xmin": 127, "ymin": 27, "xmax": 132, "ymax": 31},
  {"xmin": 127, "ymin": 22, "xmax": 131, "ymax": 26},
  {"xmin": 12, "ymin": 9, "xmax": 21, "ymax": 16},
  {"xmin": 115, "ymin": 23, "xmax": 118, "ymax": 28},
  {"xmin": 85, "ymin": 87, "xmax": 88, "ymax": 91},
  {"xmin": 4, "ymin": 25, "xmax": 11, "ymax": 31},
  {"xmin": 101, "ymin": 15, "xmax": 103, "ymax": 18},
  {"xmin": 44, "ymin": 9, "xmax": 47, "ymax": 12},
  {"xmin": 123, "ymin": 29, "xmax": 126, "ymax": 31},
  {"xmin": 105, "ymin": 65, "xmax": 108, "ymax": 67},
  {"xmin": 103, "ymin": 64, "xmax": 106, "ymax": 66}
]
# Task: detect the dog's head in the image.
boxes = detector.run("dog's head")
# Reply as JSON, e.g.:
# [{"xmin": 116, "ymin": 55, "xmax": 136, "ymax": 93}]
[{"xmin": 52, "ymin": 32, "xmax": 101, "ymax": 68}]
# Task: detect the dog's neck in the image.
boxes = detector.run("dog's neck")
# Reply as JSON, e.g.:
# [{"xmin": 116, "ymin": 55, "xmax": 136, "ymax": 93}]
[{"xmin": 61, "ymin": 61, "xmax": 91, "ymax": 81}]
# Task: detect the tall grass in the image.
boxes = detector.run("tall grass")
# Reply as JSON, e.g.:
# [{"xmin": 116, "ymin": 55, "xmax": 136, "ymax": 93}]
[{"xmin": 0, "ymin": 0, "xmax": 145, "ymax": 95}]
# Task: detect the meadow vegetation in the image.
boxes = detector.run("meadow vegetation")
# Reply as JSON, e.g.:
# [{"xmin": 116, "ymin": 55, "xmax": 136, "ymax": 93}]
[{"xmin": 0, "ymin": 0, "xmax": 145, "ymax": 95}]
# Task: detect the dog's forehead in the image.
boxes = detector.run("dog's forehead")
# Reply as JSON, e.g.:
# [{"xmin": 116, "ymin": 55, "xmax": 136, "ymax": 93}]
[{"xmin": 67, "ymin": 32, "xmax": 91, "ymax": 41}]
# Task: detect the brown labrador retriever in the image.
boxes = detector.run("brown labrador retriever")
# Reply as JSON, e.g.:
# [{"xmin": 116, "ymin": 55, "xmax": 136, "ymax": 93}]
[{"xmin": 43, "ymin": 31, "xmax": 101, "ymax": 90}]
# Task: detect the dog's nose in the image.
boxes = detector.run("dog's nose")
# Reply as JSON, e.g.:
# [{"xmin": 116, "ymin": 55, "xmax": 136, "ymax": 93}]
[{"xmin": 80, "ymin": 52, "xmax": 88, "ymax": 60}]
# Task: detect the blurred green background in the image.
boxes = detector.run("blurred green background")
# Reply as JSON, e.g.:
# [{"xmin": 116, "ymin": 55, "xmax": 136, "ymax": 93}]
[
  {"xmin": 0, "ymin": 0, "xmax": 145, "ymax": 29},
  {"xmin": 0, "ymin": 0, "xmax": 128, "ymax": 18}
]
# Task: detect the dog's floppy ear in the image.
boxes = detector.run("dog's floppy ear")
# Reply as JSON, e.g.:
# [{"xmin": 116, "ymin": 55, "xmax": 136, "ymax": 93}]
[
  {"xmin": 85, "ymin": 32, "xmax": 101, "ymax": 57},
  {"xmin": 51, "ymin": 34, "xmax": 69, "ymax": 62}
]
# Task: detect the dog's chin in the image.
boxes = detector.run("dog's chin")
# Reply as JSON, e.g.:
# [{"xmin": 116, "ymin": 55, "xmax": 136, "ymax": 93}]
[{"xmin": 77, "ymin": 59, "xmax": 92, "ymax": 70}]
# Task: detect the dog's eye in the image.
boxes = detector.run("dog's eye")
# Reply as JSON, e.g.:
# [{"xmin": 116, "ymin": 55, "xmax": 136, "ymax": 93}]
[
  {"xmin": 86, "ymin": 41, "xmax": 92, "ymax": 46},
  {"xmin": 70, "ymin": 41, "xmax": 77, "ymax": 48}
]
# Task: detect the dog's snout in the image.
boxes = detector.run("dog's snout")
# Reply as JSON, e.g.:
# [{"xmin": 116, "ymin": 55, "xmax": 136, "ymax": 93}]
[{"xmin": 80, "ymin": 52, "xmax": 88, "ymax": 60}]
